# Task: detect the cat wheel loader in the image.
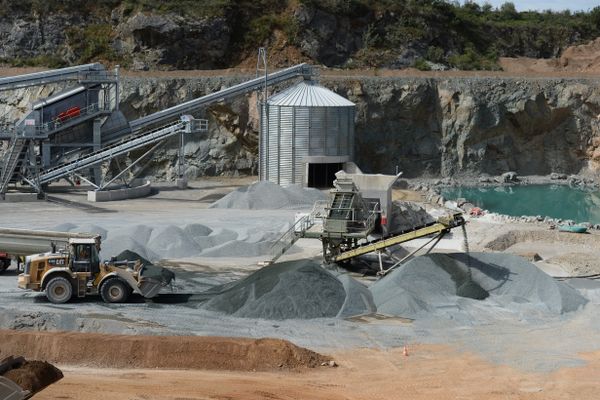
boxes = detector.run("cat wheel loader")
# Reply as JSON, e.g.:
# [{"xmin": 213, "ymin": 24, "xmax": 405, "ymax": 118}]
[{"xmin": 17, "ymin": 236, "xmax": 174, "ymax": 304}]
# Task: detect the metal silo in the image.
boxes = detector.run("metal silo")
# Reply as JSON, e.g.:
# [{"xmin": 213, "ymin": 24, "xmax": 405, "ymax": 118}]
[{"xmin": 259, "ymin": 81, "xmax": 355, "ymax": 187}]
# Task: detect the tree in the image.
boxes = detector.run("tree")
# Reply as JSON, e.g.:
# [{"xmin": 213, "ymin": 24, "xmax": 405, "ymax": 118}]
[{"xmin": 499, "ymin": 2, "xmax": 518, "ymax": 19}]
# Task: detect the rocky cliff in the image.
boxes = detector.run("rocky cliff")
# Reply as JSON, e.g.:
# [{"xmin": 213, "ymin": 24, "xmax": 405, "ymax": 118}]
[
  {"xmin": 345, "ymin": 76, "xmax": 600, "ymax": 178},
  {"xmin": 0, "ymin": 1, "xmax": 599, "ymax": 71},
  {"xmin": 3, "ymin": 74, "xmax": 600, "ymax": 181}
]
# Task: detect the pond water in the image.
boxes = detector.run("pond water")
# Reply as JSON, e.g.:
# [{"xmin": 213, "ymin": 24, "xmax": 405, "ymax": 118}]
[{"xmin": 441, "ymin": 184, "xmax": 600, "ymax": 224}]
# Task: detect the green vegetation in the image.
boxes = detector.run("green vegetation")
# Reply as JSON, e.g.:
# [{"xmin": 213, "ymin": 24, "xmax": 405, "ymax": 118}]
[
  {"xmin": 413, "ymin": 58, "xmax": 431, "ymax": 71},
  {"xmin": 304, "ymin": 0, "xmax": 600, "ymax": 69},
  {"xmin": 121, "ymin": 0, "xmax": 230, "ymax": 18},
  {"xmin": 0, "ymin": 55, "xmax": 67, "ymax": 68},
  {"xmin": 0, "ymin": 0, "xmax": 599, "ymax": 70},
  {"xmin": 66, "ymin": 24, "xmax": 119, "ymax": 64}
]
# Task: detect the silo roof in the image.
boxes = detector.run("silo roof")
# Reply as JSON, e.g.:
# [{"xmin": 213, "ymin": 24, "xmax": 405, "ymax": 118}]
[{"xmin": 267, "ymin": 81, "xmax": 355, "ymax": 107}]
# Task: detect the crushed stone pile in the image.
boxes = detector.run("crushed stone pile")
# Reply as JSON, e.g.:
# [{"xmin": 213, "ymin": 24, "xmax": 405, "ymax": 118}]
[
  {"xmin": 61, "ymin": 221, "xmax": 279, "ymax": 262},
  {"xmin": 101, "ymin": 235, "xmax": 159, "ymax": 262},
  {"xmin": 209, "ymin": 181, "xmax": 326, "ymax": 210},
  {"xmin": 371, "ymin": 253, "xmax": 587, "ymax": 320},
  {"xmin": 147, "ymin": 225, "xmax": 202, "ymax": 258},
  {"xmin": 389, "ymin": 200, "xmax": 435, "ymax": 233},
  {"xmin": 114, "ymin": 250, "xmax": 152, "ymax": 266},
  {"xmin": 113, "ymin": 250, "xmax": 175, "ymax": 285},
  {"xmin": 203, "ymin": 259, "xmax": 375, "ymax": 320}
]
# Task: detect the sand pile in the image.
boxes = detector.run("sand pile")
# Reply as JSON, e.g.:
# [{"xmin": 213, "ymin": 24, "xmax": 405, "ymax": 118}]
[
  {"xmin": 371, "ymin": 253, "xmax": 587, "ymax": 319},
  {"xmin": 0, "ymin": 330, "xmax": 327, "ymax": 371},
  {"xmin": 209, "ymin": 181, "xmax": 326, "ymax": 210},
  {"xmin": 203, "ymin": 259, "xmax": 375, "ymax": 320}
]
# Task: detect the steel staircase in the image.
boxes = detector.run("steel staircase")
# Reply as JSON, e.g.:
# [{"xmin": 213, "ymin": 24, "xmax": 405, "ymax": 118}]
[
  {"xmin": 260, "ymin": 201, "xmax": 327, "ymax": 266},
  {"xmin": 0, "ymin": 137, "xmax": 29, "ymax": 194}
]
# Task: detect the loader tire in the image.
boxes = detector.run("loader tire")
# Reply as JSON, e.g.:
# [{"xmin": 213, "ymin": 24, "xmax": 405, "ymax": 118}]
[
  {"xmin": 100, "ymin": 278, "xmax": 130, "ymax": 303},
  {"xmin": 46, "ymin": 277, "xmax": 73, "ymax": 304},
  {"xmin": 0, "ymin": 259, "xmax": 9, "ymax": 273}
]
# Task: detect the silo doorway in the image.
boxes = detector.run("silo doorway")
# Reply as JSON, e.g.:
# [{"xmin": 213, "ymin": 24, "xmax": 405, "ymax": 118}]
[{"xmin": 307, "ymin": 162, "xmax": 343, "ymax": 188}]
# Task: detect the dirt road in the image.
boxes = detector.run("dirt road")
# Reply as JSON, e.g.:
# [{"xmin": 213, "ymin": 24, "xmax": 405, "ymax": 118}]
[{"xmin": 35, "ymin": 344, "xmax": 600, "ymax": 400}]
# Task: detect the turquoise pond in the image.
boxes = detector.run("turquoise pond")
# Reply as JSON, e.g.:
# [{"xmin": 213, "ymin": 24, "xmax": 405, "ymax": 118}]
[{"xmin": 441, "ymin": 184, "xmax": 600, "ymax": 224}]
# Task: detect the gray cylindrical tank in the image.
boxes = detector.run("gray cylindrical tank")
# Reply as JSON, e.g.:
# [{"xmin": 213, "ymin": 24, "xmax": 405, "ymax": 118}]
[{"xmin": 259, "ymin": 81, "xmax": 355, "ymax": 186}]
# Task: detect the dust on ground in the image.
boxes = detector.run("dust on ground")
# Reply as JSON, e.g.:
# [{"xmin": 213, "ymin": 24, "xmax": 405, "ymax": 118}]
[
  {"xmin": 34, "ymin": 344, "xmax": 600, "ymax": 400},
  {"xmin": 482, "ymin": 228, "xmax": 600, "ymax": 275}
]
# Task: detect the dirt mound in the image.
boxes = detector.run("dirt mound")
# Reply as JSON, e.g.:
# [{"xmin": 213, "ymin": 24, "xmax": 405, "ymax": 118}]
[
  {"xmin": 1, "ymin": 357, "xmax": 62, "ymax": 394},
  {"xmin": 559, "ymin": 37, "xmax": 600, "ymax": 72},
  {"xmin": 0, "ymin": 330, "xmax": 327, "ymax": 371},
  {"xmin": 485, "ymin": 230, "xmax": 600, "ymax": 251},
  {"xmin": 500, "ymin": 37, "xmax": 600, "ymax": 74},
  {"xmin": 546, "ymin": 252, "xmax": 600, "ymax": 276}
]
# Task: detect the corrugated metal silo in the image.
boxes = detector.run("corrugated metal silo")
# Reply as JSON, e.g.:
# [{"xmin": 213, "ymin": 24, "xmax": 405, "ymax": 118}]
[{"xmin": 259, "ymin": 81, "xmax": 355, "ymax": 186}]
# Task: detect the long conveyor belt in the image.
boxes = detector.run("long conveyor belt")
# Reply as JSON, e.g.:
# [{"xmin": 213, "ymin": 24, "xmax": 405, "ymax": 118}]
[
  {"xmin": 38, "ymin": 118, "xmax": 190, "ymax": 184},
  {"xmin": 126, "ymin": 63, "xmax": 312, "ymax": 134},
  {"xmin": 0, "ymin": 63, "xmax": 105, "ymax": 91},
  {"xmin": 333, "ymin": 216, "xmax": 464, "ymax": 263}
]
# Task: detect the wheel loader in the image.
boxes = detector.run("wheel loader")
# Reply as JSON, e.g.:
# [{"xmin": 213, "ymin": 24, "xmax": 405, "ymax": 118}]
[{"xmin": 17, "ymin": 237, "xmax": 174, "ymax": 304}]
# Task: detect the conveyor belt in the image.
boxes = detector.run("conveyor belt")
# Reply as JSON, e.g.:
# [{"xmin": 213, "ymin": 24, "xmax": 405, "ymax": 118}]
[
  {"xmin": 333, "ymin": 215, "xmax": 465, "ymax": 263},
  {"xmin": 38, "ymin": 119, "xmax": 190, "ymax": 184},
  {"xmin": 0, "ymin": 63, "xmax": 105, "ymax": 91},
  {"xmin": 127, "ymin": 63, "xmax": 312, "ymax": 134}
]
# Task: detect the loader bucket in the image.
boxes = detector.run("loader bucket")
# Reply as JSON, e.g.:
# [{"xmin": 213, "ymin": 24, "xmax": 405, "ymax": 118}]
[
  {"xmin": 0, "ymin": 356, "xmax": 62, "ymax": 400},
  {"xmin": 137, "ymin": 264, "xmax": 175, "ymax": 298},
  {"xmin": 0, "ymin": 376, "xmax": 28, "ymax": 400}
]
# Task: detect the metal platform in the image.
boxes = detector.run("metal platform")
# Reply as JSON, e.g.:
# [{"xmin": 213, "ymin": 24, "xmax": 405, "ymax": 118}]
[
  {"xmin": 0, "ymin": 62, "xmax": 313, "ymax": 195},
  {"xmin": 39, "ymin": 116, "xmax": 202, "ymax": 184}
]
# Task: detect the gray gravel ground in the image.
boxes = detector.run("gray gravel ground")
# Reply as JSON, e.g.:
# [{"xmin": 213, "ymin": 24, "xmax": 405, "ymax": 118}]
[{"xmin": 3, "ymin": 181, "xmax": 600, "ymax": 374}]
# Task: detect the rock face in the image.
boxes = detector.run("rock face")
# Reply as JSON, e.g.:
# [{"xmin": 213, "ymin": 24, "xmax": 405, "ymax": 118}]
[
  {"xmin": 2, "ymin": 75, "xmax": 600, "ymax": 180},
  {"xmin": 114, "ymin": 13, "xmax": 231, "ymax": 70},
  {"xmin": 345, "ymin": 77, "xmax": 600, "ymax": 178},
  {"xmin": 1, "ymin": 3, "xmax": 598, "ymax": 72}
]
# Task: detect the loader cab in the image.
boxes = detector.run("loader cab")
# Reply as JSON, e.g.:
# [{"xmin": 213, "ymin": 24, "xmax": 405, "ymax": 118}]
[{"xmin": 69, "ymin": 238, "xmax": 100, "ymax": 276}]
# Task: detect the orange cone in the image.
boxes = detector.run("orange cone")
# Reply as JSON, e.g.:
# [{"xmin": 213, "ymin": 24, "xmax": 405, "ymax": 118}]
[{"xmin": 403, "ymin": 345, "xmax": 409, "ymax": 357}]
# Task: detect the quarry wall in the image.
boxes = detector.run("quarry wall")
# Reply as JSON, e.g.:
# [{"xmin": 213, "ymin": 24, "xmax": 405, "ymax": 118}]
[{"xmin": 2, "ymin": 74, "xmax": 600, "ymax": 180}]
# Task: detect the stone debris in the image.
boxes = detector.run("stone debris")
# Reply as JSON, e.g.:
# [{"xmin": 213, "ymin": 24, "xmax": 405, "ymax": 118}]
[{"xmin": 389, "ymin": 201, "xmax": 435, "ymax": 233}]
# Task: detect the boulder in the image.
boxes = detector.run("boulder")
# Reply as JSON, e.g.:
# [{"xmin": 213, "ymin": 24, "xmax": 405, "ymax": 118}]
[{"xmin": 501, "ymin": 171, "xmax": 518, "ymax": 183}]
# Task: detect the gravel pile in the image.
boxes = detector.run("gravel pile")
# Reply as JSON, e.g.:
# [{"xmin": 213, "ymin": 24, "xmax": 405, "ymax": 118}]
[
  {"xmin": 202, "ymin": 259, "xmax": 375, "ymax": 320},
  {"xmin": 371, "ymin": 253, "xmax": 587, "ymax": 319},
  {"xmin": 209, "ymin": 181, "xmax": 326, "ymax": 210},
  {"xmin": 54, "ymin": 222, "xmax": 279, "ymax": 261},
  {"xmin": 147, "ymin": 226, "xmax": 202, "ymax": 258}
]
